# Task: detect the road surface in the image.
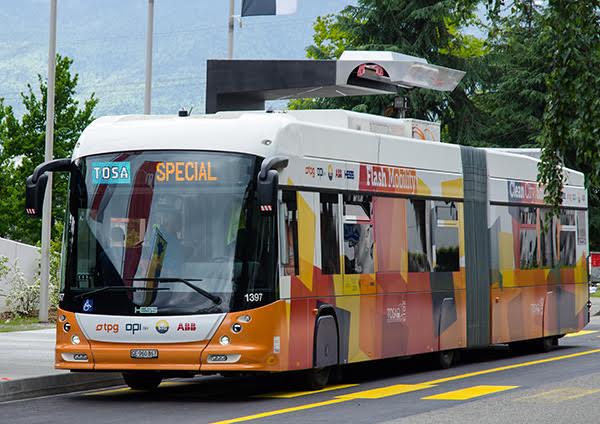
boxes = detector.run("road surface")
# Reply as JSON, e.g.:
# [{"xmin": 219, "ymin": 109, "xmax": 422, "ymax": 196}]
[{"xmin": 3, "ymin": 318, "xmax": 600, "ymax": 424}]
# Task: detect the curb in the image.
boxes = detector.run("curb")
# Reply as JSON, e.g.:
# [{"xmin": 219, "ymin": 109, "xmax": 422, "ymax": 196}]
[{"xmin": 0, "ymin": 372, "xmax": 124, "ymax": 402}]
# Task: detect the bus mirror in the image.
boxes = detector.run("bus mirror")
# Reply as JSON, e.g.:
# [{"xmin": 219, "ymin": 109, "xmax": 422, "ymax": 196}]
[
  {"xmin": 25, "ymin": 173, "xmax": 48, "ymax": 218},
  {"xmin": 25, "ymin": 158, "xmax": 74, "ymax": 218},
  {"xmin": 257, "ymin": 156, "xmax": 288, "ymax": 215},
  {"xmin": 257, "ymin": 170, "xmax": 278, "ymax": 215}
]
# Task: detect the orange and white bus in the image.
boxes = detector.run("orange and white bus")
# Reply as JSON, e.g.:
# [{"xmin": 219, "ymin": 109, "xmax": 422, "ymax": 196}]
[{"xmin": 25, "ymin": 55, "xmax": 589, "ymax": 391}]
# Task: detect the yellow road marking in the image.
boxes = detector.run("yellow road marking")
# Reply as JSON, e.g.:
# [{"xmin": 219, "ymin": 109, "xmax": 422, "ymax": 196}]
[
  {"xmin": 564, "ymin": 330, "xmax": 598, "ymax": 337},
  {"xmin": 85, "ymin": 387, "xmax": 130, "ymax": 396},
  {"xmin": 424, "ymin": 349, "xmax": 600, "ymax": 385},
  {"xmin": 212, "ymin": 348, "xmax": 600, "ymax": 424},
  {"xmin": 210, "ymin": 399, "xmax": 348, "ymax": 424},
  {"xmin": 257, "ymin": 384, "xmax": 358, "ymax": 399},
  {"xmin": 336, "ymin": 384, "xmax": 435, "ymax": 400},
  {"xmin": 516, "ymin": 387, "xmax": 600, "ymax": 403},
  {"xmin": 422, "ymin": 385, "xmax": 518, "ymax": 401}
]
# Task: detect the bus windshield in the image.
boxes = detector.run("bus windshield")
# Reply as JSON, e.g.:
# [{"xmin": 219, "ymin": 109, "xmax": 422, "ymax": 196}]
[{"xmin": 60, "ymin": 151, "xmax": 277, "ymax": 316}]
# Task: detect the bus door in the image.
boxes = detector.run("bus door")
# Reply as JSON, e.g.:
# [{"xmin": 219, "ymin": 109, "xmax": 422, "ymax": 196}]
[
  {"xmin": 340, "ymin": 194, "xmax": 378, "ymax": 361},
  {"xmin": 342, "ymin": 194, "xmax": 375, "ymax": 294}
]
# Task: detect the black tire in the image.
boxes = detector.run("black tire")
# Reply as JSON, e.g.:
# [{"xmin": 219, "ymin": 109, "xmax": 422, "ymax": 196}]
[
  {"xmin": 122, "ymin": 372, "xmax": 162, "ymax": 391},
  {"xmin": 510, "ymin": 337, "xmax": 556, "ymax": 354},
  {"xmin": 437, "ymin": 350, "xmax": 455, "ymax": 369},
  {"xmin": 538, "ymin": 336, "xmax": 556, "ymax": 352},
  {"xmin": 509, "ymin": 340, "xmax": 530, "ymax": 355},
  {"xmin": 300, "ymin": 367, "xmax": 331, "ymax": 390}
]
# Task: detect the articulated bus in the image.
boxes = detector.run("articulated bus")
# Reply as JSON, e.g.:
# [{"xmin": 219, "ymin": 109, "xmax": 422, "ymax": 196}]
[{"xmin": 25, "ymin": 108, "xmax": 589, "ymax": 391}]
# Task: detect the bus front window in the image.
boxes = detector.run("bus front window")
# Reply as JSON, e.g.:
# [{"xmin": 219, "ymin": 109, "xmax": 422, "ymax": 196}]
[{"xmin": 60, "ymin": 151, "xmax": 277, "ymax": 316}]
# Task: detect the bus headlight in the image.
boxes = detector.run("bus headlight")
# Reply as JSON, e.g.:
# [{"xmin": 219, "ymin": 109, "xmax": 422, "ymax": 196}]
[
  {"xmin": 219, "ymin": 335, "xmax": 230, "ymax": 346},
  {"xmin": 71, "ymin": 335, "xmax": 81, "ymax": 345}
]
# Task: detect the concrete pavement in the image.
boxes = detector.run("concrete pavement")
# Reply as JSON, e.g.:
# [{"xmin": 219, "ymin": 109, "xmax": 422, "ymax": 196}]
[
  {"xmin": 0, "ymin": 326, "xmax": 122, "ymax": 402},
  {"xmin": 0, "ymin": 328, "xmax": 63, "ymax": 380}
]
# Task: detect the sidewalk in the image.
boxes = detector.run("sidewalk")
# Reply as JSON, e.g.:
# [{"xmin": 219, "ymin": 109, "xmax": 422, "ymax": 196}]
[
  {"xmin": 0, "ymin": 328, "xmax": 64, "ymax": 380},
  {"xmin": 0, "ymin": 327, "xmax": 122, "ymax": 402}
]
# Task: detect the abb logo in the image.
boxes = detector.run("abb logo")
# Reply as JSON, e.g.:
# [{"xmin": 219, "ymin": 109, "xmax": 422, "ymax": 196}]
[
  {"xmin": 96, "ymin": 323, "xmax": 119, "ymax": 333},
  {"xmin": 177, "ymin": 323, "xmax": 196, "ymax": 331}
]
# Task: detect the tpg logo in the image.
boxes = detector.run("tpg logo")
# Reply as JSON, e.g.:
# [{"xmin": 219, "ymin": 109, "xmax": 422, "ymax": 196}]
[
  {"xmin": 96, "ymin": 323, "xmax": 119, "ymax": 333},
  {"xmin": 125, "ymin": 323, "xmax": 148, "ymax": 334}
]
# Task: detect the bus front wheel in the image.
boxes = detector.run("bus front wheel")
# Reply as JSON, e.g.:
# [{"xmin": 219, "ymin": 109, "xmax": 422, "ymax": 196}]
[
  {"xmin": 122, "ymin": 372, "xmax": 163, "ymax": 391},
  {"xmin": 299, "ymin": 367, "xmax": 331, "ymax": 391}
]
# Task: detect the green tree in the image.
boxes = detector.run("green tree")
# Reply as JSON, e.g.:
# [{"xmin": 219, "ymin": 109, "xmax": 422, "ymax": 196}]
[
  {"xmin": 301, "ymin": 0, "xmax": 600, "ymax": 248},
  {"xmin": 0, "ymin": 55, "xmax": 97, "ymax": 245},
  {"xmin": 480, "ymin": 0, "xmax": 600, "ymax": 246},
  {"xmin": 472, "ymin": 4, "xmax": 547, "ymax": 148},
  {"xmin": 291, "ymin": 0, "xmax": 489, "ymax": 145}
]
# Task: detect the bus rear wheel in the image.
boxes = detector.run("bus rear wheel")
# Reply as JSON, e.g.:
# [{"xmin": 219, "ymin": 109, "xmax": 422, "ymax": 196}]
[
  {"xmin": 122, "ymin": 372, "xmax": 163, "ymax": 391},
  {"xmin": 436, "ymin": 350, "xmax": 455, "ymax": 369}
]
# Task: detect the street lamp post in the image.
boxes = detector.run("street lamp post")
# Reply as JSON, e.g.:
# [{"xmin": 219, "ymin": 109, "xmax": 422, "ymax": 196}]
[
  {"xmin": 144, "ymin": 0, "xmax": 154, "ymax": 114},
  {"xmin": 227, "ymin": 0, "xmax": 234, "ymax": 59},
  {"xmin": 40, "ymin": 0, "xmax": 58, "ymax": 323}
]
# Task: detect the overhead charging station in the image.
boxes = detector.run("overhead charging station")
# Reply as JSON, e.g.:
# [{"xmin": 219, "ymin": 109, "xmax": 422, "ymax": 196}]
[{"xmin": 205, "ymin": 50, "xmax": 466, "ymax": 113}]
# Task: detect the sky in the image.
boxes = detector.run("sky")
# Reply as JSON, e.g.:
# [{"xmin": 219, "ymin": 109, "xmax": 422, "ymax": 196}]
[{"xmin": 0, "ymin": 0, "xmax": 356, "ymax": 117}]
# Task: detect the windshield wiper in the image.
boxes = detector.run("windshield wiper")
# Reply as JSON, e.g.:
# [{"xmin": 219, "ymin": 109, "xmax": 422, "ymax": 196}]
[
  {"xmin": 129, "ymin": 277, "xmax": 222, "ymax": 305},
  {"xmin": 73, "ymin": 286, "xmax": 169, "ymax": 300}
]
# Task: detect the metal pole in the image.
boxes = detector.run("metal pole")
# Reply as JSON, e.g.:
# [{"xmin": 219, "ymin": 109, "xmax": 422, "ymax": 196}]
[
  {"xmin": 144, "ymin": 0, "xmax": 154, "ymax": 114},
  {"xmin": 227, "ymin": 0, "xmax": 234, "ymax": 59},
  {"xmin": 40, "ymin": 0, "xmax": 58, "ymax": 323}
]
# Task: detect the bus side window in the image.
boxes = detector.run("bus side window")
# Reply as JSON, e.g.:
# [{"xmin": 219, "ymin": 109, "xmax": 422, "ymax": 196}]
[
  {"xmin": 343, "ymin": 194, "xmax": 374, "ymax": 274},
  {"xmin": 407, "ymin": 199, "xmax": 431, "ymax": 272},
  {"xmin": 559, "ymin": 210, "xmax": 576, "ymax": 266},
  {"xmin": 320, "ymin": 193, "xmax": 340, "ymax": 274},
  {"xmin": 518, "ymin": 207, "xmax": 538, "ymax": 269},
  {"xmin": 431, "ymin": 201, "xmax": 459, "ymax": 272},
  {"xmin": 540, "ymin": 208, "xmax": 557, "ymax": 268},
  {"xmin": 280, "ymin": 191, "xmax": 299, "ymax": 276}
]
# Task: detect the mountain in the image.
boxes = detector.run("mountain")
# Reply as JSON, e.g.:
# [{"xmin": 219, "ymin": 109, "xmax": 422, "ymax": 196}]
[{"xmin": 0, "ymin": 0, "xmax": 354, "ymax": 117}]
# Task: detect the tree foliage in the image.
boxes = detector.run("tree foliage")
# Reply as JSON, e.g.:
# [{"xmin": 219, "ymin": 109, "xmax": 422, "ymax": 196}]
[
  {"xmin": 292, "ymin": 0, "xmax": 490, "ymax": 145},
  {"xmin": 299, "ymin": 0, "xmax": 600, "ymax": 248},
  {"xmin": 0, "ymin": 55, "xmax": 97, "ymax": 245}
]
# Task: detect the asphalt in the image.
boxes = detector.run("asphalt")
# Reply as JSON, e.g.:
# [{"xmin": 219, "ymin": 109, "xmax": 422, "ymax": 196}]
[{"xmin": 2, "ymin": 315, "xmax": 600, "ymax": 424}]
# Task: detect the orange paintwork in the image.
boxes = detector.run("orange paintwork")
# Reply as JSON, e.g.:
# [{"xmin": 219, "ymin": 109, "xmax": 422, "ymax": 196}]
[
  {"xmin": 55, "ymin": 302, "xmax": 291, "ymax": 373},
  {"xmin": 200, "ymin": 301, "xmax": 289, "ymax": 372},
  {"xmin": 55, "ymin": 310, "xmax": 94, "ymax": 370}
]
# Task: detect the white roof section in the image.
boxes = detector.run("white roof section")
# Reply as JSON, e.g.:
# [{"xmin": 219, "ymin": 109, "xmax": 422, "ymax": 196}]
[
  {"xmin": 71, "ymin": 110, "xmax": 584, "ymax": 188},
  {"xmin": 485, "ymin": 148, "xmax": 584, "ymax": 187}
]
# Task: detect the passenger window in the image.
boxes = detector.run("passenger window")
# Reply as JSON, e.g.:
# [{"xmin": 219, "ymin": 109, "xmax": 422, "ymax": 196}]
[
  {"xmin": 320, "ymin": 193, "xmax": 340, "ymax": 274},
  {"xmin": 343, "ymin": 194, "xmax": 374, "ymax": 274},
  {"xmin": 519, "ymin": 207, "xmax": 538, "ymax": 269},
  {"xmin": 280, "ymin": 191, "xmax": 299, "ymax": 276},
  {"xmin": 540, "ymin": 209, "xmax": 557, "ymax": 268},
  {"xmin": 432, "ymin": 201, "xmax": 459, "ymax": 272},
  {"xmin": 559, "ymin": 210, "xmax": 576, "ymax": 266},
  {"xmin": 407, "ymin": 199, "xmax": 431, "ymax": 272},
  {"xmin": 577, "ymin": 211, "xmax": 587, "ymax": 245}
]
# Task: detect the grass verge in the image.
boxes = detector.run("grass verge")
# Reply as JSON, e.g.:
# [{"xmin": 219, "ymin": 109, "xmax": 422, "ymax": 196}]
[{"xmin": 0, "ymin": 316, "xmax": 54, "ymax": 332}]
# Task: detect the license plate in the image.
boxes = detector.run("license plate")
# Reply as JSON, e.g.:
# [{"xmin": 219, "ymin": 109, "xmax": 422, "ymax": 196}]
[{"xmin": 130, "ymin": 349, "xmax": 158, "ymax": 359}]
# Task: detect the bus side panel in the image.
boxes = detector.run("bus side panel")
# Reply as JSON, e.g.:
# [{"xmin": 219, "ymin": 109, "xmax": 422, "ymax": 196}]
[
  {"xmin": 489, "ymin": 204, "xmax": 589, "ymax": 344},
  {"xmin": 287, "ymin": 295, "xmax": 313, "ymax": 370},
  {"xmin": 490, "ymin": 285, "xmax": 545, "ymax": 344}
]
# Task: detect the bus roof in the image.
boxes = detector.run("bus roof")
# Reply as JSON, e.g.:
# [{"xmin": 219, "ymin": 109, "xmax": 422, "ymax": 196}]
[{"xmin": 72, "ymin": 110, "xmax": 584, "ymax": 188}]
